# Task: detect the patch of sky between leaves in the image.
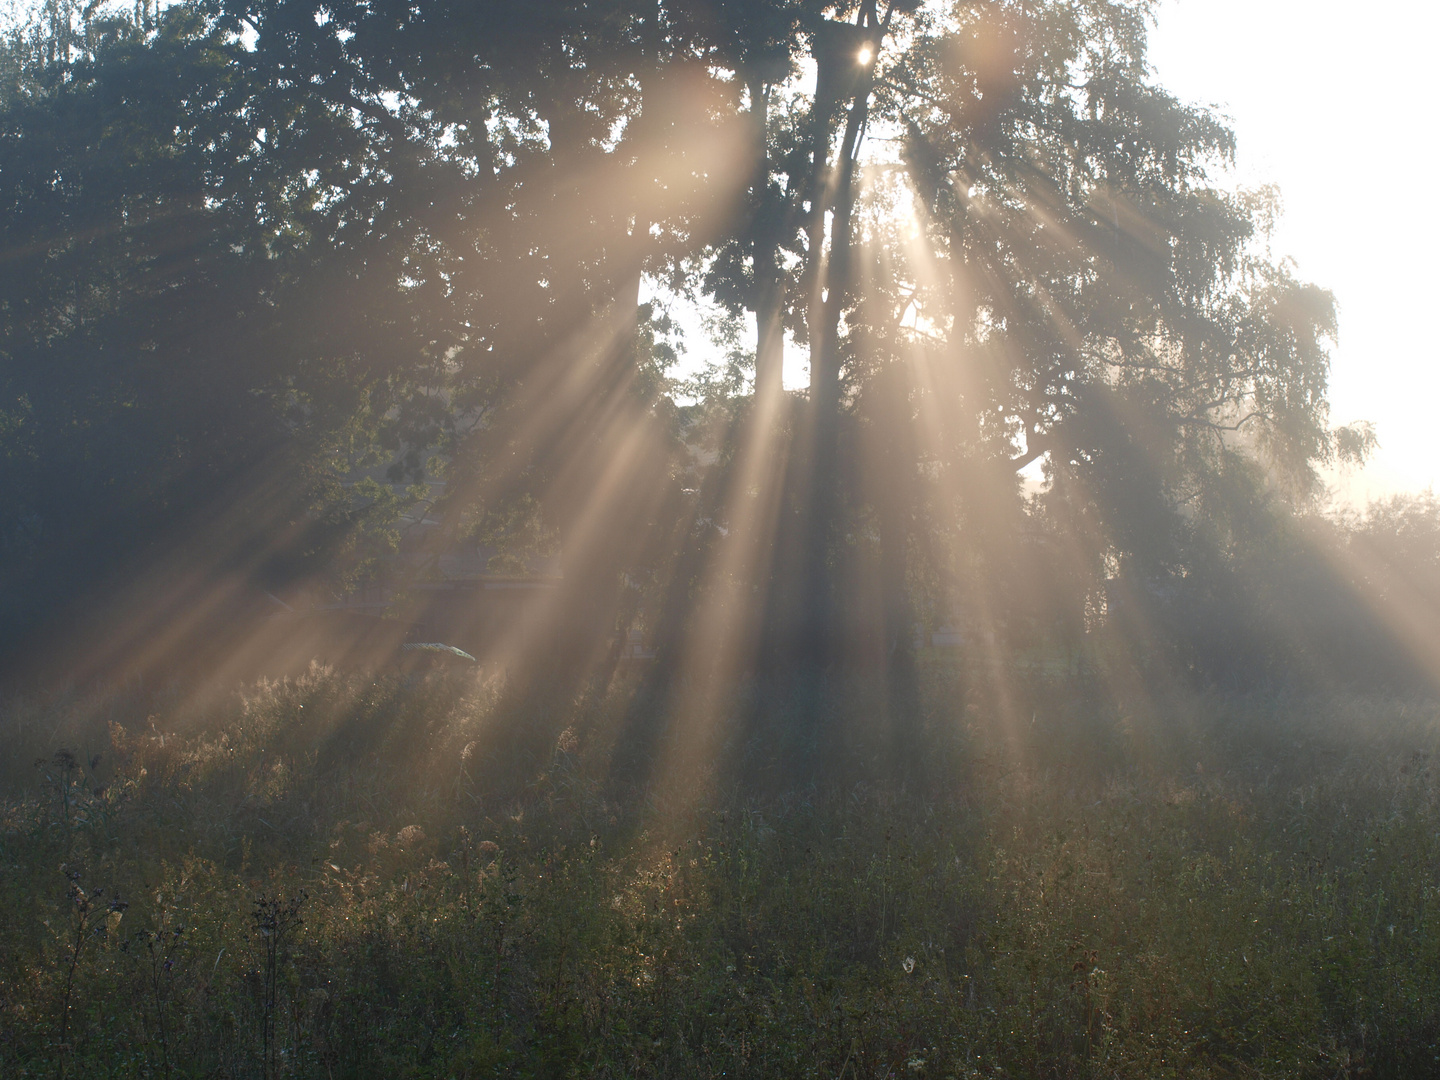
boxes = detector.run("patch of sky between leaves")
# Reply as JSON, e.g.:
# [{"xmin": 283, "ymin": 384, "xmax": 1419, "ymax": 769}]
[{"xmin": 645, "ymin": 272, "xmax": 811, "ymax": 405}]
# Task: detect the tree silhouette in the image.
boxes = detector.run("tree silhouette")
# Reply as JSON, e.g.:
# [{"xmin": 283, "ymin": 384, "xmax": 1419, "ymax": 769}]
[{"xmin": 0, "ymin": 0, "xmax": 1369, "ymax": 697}]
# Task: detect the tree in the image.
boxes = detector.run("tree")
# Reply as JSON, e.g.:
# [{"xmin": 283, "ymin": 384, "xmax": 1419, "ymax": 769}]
[
  {"xmin": 0, "ymin": 0, "xmax": 479, "ymax": 659},
  {"xmin": 0, "ymin": 0, "xmax": 1367, "ymax": 703},
  {"xmin": 691, "ymin": 0, "xmax": 1365, "ymax": 679}
]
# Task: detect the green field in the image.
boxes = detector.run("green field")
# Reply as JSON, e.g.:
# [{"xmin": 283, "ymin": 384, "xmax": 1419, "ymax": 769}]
[{"xmin": 3, "ymin": 667, "xmax": 1438, "ymax": 1078}]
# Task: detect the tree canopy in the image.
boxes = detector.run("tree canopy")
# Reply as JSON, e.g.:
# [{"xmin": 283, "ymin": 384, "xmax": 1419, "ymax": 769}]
[{"xmin": 0, "ymin": 0, "xmax": 1386, "ymax": 692}]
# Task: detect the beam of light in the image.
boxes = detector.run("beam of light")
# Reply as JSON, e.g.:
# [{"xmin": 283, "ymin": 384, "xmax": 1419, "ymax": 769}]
[
  {"xmin": 433, "ymin": 103, "xmax": 755, "ymax": 509},
  {"xmin": 311, "ymin": 101, "xmax": 760, "ymax": 692},
  {"xmin": 635, "ymin": 362, "xmax": 796, "ymax": 803},
  {"xmin": 847, "ymin": 151, "xmax": 1194, "ymax": 764},
  {"xmin": 29, "ymin": 93, "xmax": 757, "ymax": 704},
  {"xmin": 32, "ymin": 19, "xmax": 1386, "ymax": 813},
  {"xmin": 844, "ymin": 162, "xmax": 1041, "ymax": 753},
  {"xmin": 460, "ymin": 396, "xmax": 674, "ymax": 677},
  {"xmin": 1299, "ymin": 513, "xmax": 1440, "ymax": 693},
  {"xmin": 889, "ymin": 172, "xmax": 971, "ymax": 464}
]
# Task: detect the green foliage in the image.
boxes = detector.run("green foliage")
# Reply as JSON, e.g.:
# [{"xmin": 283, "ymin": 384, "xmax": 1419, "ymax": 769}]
[
  {"xmin": 2, "ymin": 670, "xmax": 1439, "ymax": 1077},
  {"xmin": 0, "ymin": 0, "xmax": 457, "ymax": 647},
  {"xmin": 0, "ymin": 0, "xmax": 1381, "ymax": 688}
]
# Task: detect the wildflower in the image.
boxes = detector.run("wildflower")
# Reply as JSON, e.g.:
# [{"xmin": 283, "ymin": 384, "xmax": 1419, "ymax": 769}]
[{"xmin": 903, "ymin": 956, "xmax": 915, "ymax": 974}]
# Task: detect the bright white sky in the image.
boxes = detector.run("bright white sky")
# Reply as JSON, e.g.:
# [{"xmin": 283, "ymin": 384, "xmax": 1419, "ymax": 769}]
[{"xmin": 1148, "ymin": 0, "xmax": 1440, "ymax": 505}]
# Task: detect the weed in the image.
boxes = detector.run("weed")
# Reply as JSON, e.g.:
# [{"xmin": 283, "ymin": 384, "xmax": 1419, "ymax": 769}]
[
  {"xmin": 0, "ymin": 669, "xmax": 1436, "ymax": 1077},
  {"xmin": 252, "ymin": 892, "xmax": 305, "ymax": 1080},
  {"xmin": 54, "ymin": 867, "xmax": 125, "ymax": 1080}
]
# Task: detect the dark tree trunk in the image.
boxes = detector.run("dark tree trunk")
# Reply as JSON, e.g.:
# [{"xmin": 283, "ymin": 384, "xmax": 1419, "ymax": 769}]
[
  {"xmin": 749, "ymin": 75, "xmax": 785, "ymax": 404},
  {"xmin": 797, "ymin": 6, "xmax": 879, "ymax": 670},
  {"xmin": 868, "ymin": 364, "xmax": 921, "ymax": 769}
]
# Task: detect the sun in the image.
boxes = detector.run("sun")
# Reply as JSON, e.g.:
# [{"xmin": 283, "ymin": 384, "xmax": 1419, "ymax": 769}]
[{"xmin": 857, "ymin": 46, "xmax": 873, "ymax": 65}]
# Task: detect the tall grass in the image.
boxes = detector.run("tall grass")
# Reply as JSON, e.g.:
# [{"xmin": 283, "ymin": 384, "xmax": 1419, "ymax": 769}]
[{"xmin": 1, "ymin": 665, "xmax": 1437, "ymax": 1077}]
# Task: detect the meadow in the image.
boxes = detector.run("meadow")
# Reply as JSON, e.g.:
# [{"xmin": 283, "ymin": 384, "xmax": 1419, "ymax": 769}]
[{"xmin": 1, "ymin": 663, "xmax": 1437, "ymax": 1078}]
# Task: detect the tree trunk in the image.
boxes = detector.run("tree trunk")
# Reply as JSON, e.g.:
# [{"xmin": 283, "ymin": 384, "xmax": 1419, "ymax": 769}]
[
  {"xmin": 750, "ymin": 75, "xmax": 785, "ymax": 403},
  {"xmin": 798, "ymin": 8, "xmax": 878, "ymax": 669},
  {"xmin": 528, "ymin": 2, "xmax": 663, "ymax": 692}
]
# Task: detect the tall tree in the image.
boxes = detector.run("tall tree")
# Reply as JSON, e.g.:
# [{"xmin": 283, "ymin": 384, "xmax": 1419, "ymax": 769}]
[
  {"xmin": 693, "ymin": 0, "xmax": 1362, "ymax": 674},
  {"xmin": 0, "ymin": 0, "xmax": 1367, "ymax": 700}
]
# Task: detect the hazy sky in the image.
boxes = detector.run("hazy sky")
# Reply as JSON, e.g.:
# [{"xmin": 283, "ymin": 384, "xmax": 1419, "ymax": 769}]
[{"xmin": 1148, "ymin": 0, "xmax": 1440, "ymax": 504}]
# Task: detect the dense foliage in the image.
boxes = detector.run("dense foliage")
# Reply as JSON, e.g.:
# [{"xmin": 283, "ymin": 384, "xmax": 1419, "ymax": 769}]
[{"xmin": 0, "ymin": 0, "xmax": 1402, "ymax": 691}]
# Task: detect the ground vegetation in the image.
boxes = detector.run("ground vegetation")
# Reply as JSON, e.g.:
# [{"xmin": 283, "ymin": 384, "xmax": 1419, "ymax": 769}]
[{"xmin": 1, "ymin": 667, "xmax": 1438, "ymax": 1078}]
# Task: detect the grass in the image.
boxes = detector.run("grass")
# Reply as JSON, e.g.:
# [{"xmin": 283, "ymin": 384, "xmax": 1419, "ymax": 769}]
[{"xmin": 1, "ymin": 663, "xmax": 1438, "ymax": 1078}]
